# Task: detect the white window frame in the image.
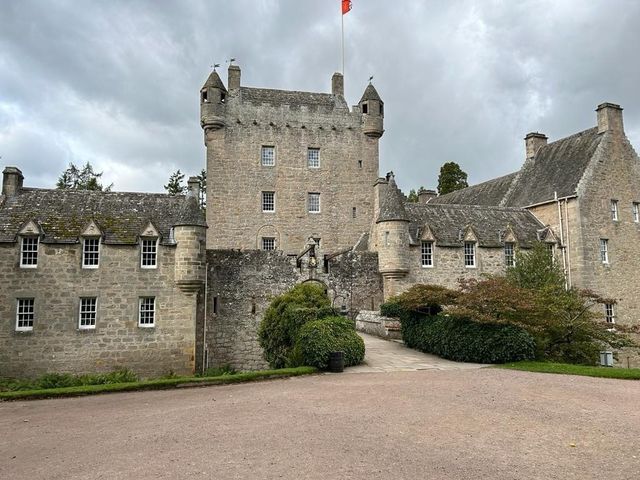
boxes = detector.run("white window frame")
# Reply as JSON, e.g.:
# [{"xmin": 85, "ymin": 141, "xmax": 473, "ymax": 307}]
[
  {"xmin": 600, "ymin": 239, "xmax": 609, "ymax": 264},
  {"xmin": 262, "ymin": 237, "xmax": 276, "ymax": 251},
  {"xmin": 138, "ymin": 297, "xmax": 156, "ymax": 328},
  {"xmin": 504, "ymin": 242, "xmax": 515, "ymax": 267},
  {"xmin": 140, "ymin": 238, "xmax": 158, "ymax": 269},
  {"xmin": 605, "ymin": 303, "xmax": 616, "ymax": 324},
  {"xmin": 421, "ymin": 241, "xmax": 433, "ymax": 267},
  {"xmin": 78, "ymin": 297, "xmax": 98, "ymax": 330},
  {"xmin": 308, "ymin": 192, "xmax": 321, "ymax": 213},
  {"xmin": 611, "ymin": 199, "xmax": 619, "ymax": 221},
  {"xmin": 20, "ymin": 236, "xmax": 39, "ymax": 268},
  {"xmin": 16, "ymin": 298, "xmax": 35, "ymax": 332},
  {"xmin": 261, "ymin": 146, "xmax": 275, "ymax": 167},
  {"xmin": 633, "ymin": 202, "xmax": 639, "ymax": 223},
  {"xmin": 82, "ymin": 237, "xmax": 101, "ymax": 269},
  {"xmin": 307, "ymin": 148, "xmax": 320, "ymax": 168},
  {"xmin": 464, "ymin": 242, "xmax": 476, "ymax": 268},
  {"xmin": 261, "ymin": 191, "xmax": 275, "ymax": 212}
]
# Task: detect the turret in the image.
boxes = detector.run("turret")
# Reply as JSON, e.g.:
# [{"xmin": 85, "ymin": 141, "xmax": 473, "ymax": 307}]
[
  {"xmin": 200, "ymin": 69, "xmax": 227, "ymax": 138},
  {"xmin": 375, "ymin": 172, "xmax": 410, "ymax": 298},
  {"xmin": 359, "ymin": 83, "xmax": 384, "ymax": 138},
  {"xmin": 174, "ymin": 219, "xmax": 207, "ymax": 294}
]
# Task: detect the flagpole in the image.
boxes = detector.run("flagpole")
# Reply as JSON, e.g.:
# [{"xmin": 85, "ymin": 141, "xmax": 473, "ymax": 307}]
[{"xmin": 341, "ymin": 6, "xmax": 345, "ymax": 75}]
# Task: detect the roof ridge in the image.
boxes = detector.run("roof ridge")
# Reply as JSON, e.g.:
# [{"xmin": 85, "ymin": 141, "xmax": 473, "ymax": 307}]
[
  {"xmin": 240, "ymin": 86, "xmax": 333, "ymax": 97},
  {"xmin": 19, "ymin": 187, "xmax": 182, "ymax": 197}
]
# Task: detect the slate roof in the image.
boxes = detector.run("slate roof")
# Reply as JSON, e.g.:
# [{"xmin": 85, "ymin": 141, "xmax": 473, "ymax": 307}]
[
  {"xmin": 359, "ymin": 84, "xmax": 382, "ymax": 103},
  {"xmin": 502, "ymin": 127, "xmax": 603, "ymax": 206},
  {"xmin": 0, "ymin": 188, "xmax": 206, "ymax": 244},
  {"xmin": 405, "ymin": 203, "xmax": 544, "ymax": 247},
  {"xmin": 240, "ymin": 87, "xmax": 346, "ymax": 109},
  {"xmin": 429, "ymin": 172, "xmax": 518, "ymax": 206},
  {"xmin": 202, "ymin": 70, "xmax": 227, "ymax": 91},
  {"xmin": 377, "ymin": 176, "xmax": 409, "ymax": 223}
]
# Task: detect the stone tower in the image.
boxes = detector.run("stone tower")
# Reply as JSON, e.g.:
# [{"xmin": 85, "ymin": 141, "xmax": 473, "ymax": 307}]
[{"xmin": 200, "ymin": 64, "xmax": 383, "ymax": 253}]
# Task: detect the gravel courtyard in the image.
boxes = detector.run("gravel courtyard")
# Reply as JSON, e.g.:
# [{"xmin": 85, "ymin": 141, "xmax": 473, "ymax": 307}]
[{"xmin": 1, "ymin": 368, "xmax": 639, "ymax": 480}]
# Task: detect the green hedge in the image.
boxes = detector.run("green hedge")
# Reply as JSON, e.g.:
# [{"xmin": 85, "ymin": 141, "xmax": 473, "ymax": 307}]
[
  {"xmin": 295, "ymin": 316, "xmax": 365, "ymax": 369},
  {"xmin": 400, "ymin": 313, "xmax": 535, "ymax": 364}
]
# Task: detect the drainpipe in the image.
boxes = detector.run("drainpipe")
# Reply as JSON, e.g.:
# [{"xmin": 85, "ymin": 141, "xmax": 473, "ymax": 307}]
[
  {"xmin": 202, "ymin": 260, "xmax": 208, "ymax": 373},
  {"xmin": 564, "ymin": 199, "xmax": 572, "ymax": 288},
  {"xmin": 555, "ymin": 191, "xmax": 568, "ymax": 290}
]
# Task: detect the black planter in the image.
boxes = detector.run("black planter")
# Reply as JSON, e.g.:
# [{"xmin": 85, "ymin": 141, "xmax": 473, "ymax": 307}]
[{"xmin": 328, "ymin": 351, "xmax": 344, "ymax": 373}]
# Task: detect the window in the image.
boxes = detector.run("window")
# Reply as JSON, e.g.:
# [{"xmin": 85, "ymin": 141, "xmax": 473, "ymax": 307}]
[
  {"xmin": 605, "ymin": 303, "xmax": 616, "ymax": 324},
  {"xmin": 141, "ymin": 239, "xmax": 158, "ymax": 268},
  {"xmin": 362, "ymin": 103, "xmax": 368, "ymax": 114},
  {"xmin": 358, "ymin": 160, "xmax": 363, "ymax": 168},
  {"xmin": 79, "ymin": 297, "xmax": 97, "ymax": 329},
  {"xmin": 138, "ymin": 297, "xmax": 156, "ymax": 327},
  {"xmin": 611, "ymin": 199, "xmax": 619, "ymax": 221},
  {"xmin": 307, "ymin": 148, "xmax": 320, "ymax": 168},
  {"xmin": 201, "ymin": 90, "xmax": 208, "ymax": 103},
  {"xmin": 312, "ymin": 237, "xmax": 321, "ymax": 249},
  {"xmin": 262, "ymin": 191, "xmax": 275, "ymax": 212},
  {"xmin": 308, "ymin": 193, "xmax": 321, "ymax": 213},
  {"xmin": 633, "ymin": 202, "xmax": 639, "ymax": 223},
  {"xmin": 20, "ymin": 236, "xmax": 38, "ymax": 268},
  {"xmin": 504, "ymin": 242, "xmax": 515, "ymax": 267},
  {"xmin": 262, "ymin": 237, "xmax": 275, "ymax": 251},
  {"xmin": 464, "ymin": 242, "xmax": 476, "ymax": 267},
  {"xmin": 16, "ymin": 298, "xmax": 34, "ymax": 331},
  {"xmin": 421, "ymin": 241, "xmax": 433, "ymax": 267},
  {"xmin": 600, "ymin": 239, "xmax": 609, "ymax": 264},
  {"xmin": 352, "ymin": 207, "xmax": 357, "ymax": 218},
  {"xmin": 261, "ymin": 146, "xmax": 275, "ymax": 166},
  {"xmin": 82, "ymin": 238, "xmax": 100, "ymax": 268}
]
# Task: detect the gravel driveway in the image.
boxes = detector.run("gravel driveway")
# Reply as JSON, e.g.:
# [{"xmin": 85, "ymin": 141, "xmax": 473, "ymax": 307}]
[{"xmin": 1, "ymin": 368, "xmax": 639, "ymax": 480}]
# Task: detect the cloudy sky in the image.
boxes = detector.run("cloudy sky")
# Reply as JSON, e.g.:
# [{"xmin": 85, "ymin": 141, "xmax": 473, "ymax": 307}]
[{"xmin": 1, "ymin": 0, "xmax": 639, "ymax": 193}]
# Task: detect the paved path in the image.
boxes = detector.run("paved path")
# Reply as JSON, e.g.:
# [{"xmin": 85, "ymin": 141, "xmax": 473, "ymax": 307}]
[{"xmin": 347, "ymin": 332, "xmax": 486, "ymax": 373}]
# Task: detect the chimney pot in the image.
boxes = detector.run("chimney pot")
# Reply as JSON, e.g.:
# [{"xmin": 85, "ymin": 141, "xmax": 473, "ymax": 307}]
[
  {"xmin": 596, "ymin": 102, "xmax": 623, "ymax": 134},
  {"xmin": 228, "ymin": 65, "xmax": 241, "ymax": 91},
  {"xmin": 2, "ymin": 166, "xmax": 24, "ymax": 197},
  {"xmin": 524, "ymin": 132, "xmax": 548, "ymax": 160}
]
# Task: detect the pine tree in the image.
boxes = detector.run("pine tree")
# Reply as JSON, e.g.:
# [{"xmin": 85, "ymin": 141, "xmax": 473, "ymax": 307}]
[
  {"xmin": 56, "ymin": 162, "xmax": 112, "ymax": 191},
  {"xmin": 164, "ymin": 170, "xmax": 187, "ymax": 195},
  {"xmin": 437, "ymin": 162, "xmax": 468, "ymax": 195},
  {"xmin": 196, "ymin": 169, "xmax": 206, "ymax": 209}
]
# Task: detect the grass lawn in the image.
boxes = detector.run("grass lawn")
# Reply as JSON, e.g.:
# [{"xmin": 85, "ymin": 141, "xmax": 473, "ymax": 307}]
[
  {"xmin": 498, "ymin": 361, "xmax": 640, "ymax": 380},
  {"xmin": 0, "ymin": 366, "xmax": 317, "ymax": 401}
]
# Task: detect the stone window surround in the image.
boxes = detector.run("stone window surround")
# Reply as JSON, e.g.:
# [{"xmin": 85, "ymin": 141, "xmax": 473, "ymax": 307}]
[
  {"xmin": 421, "ymin": 240, "xmax": 433, "ymax": 267},
  {"xmin": 605, "ymin": 303, "xmax": 616, "ymax": 324},
  {"xmin": 262, "ymin": 191, "xmax": 275, "ymax": 212},
  {"xmin": 600, "ymin": 238, "xmax": 609, "ymax": 264},
  {"xmin": 308, "ymin": 192, "xmax": 321, "ymax": 213},
  {"xmin": 464, "ymin": 241, "xmax": 476, "ymax": 268},
  {"xmin": 82, "ymin": 237, "xmax": 101, "ymax": 269},
  {"xmin": 307, "ymin": 147, "xmax": 320, "ymax": 168},
  {"xmin": 261, "ymin": 145, "xmax": 275, "ymax": 167},
  {"xmin": 78, "ymin": 297, "xmax": 98, "ymax": 330},
  {"xmin": 138, "ymin": 296, "xmax": 156, "ymax": 328},
  {"xmin": 610, "ymin": 199, "xmax": 619, "ymax": 221},
  {"xmin": 16, "ymin": 297, "xmax": 35, "ymax": 332},
  {"xmin": 140, "ymin": 238, "xmax": 158, "ymax": 269},
  {"xmin": 20, "ymin": 235, "xmax": 39, "ymax": 269}
]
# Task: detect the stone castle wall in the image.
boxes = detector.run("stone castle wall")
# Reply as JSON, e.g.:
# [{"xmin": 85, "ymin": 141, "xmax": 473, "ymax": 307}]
[{"xmin": 0, "ymin": 241, "xmax": 199, "ymax": 378}]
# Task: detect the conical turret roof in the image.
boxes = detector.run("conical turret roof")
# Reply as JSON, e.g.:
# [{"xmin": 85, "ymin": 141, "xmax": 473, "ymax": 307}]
[
  {"xmin": 360, "ymin": 83, "xmax": 382, "ymax": 103},
  {"xmin": 202, "ymin": 70, "xmax": 227, "ymax": 91},
  {"xmin": 377, "ymin": 173, "xmax": 409, "ymax": 223}
]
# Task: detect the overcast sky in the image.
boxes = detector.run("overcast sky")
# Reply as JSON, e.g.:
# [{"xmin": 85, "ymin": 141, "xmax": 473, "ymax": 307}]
[{"xmin": 1, "ymin": 0, "xmax": 639, "ymax": 193}]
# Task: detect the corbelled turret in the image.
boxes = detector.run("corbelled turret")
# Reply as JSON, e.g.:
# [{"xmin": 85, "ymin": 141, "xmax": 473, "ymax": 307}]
[
  {"xmin": 359, "ymin": 83, "xmax": 384, "ymax": 138},
  {"xmin": 200, "ymin": 70, "xmax": 227, "ymax": 136}
]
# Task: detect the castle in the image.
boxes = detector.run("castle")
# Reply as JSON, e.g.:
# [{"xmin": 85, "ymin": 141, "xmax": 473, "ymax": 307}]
[{"xmin": 2, "ymin": 64, "xmax": 639, "ymax": 377}]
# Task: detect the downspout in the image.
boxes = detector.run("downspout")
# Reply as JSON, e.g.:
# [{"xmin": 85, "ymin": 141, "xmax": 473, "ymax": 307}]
[
  {"xmin": 564, "ymin": 199, "xmax": 572, "ymax": 288},
  {"xmin": 555, "ymin": 191, "xmax": 568, "ymax": 290},
  {"xmin": 202, "ymin": 260, "xmax": 208, "ymax": 373}
]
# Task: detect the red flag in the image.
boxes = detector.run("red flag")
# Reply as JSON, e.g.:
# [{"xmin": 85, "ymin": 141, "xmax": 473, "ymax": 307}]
[{"xmin": 342, "ymin": 0, "xmax": 352, "ymax": 15}]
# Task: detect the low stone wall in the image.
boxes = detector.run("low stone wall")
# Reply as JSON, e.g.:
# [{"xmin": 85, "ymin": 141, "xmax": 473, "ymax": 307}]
[{"xmin": 355, "ymin": 310, "xmax": 401, "ymax": 340}]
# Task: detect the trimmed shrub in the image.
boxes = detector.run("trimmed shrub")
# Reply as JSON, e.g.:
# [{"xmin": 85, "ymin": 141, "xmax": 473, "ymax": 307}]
[
  {"xmin": 401, "ymin": 314, "xmax": 535, "ymax": 364},
  {"xmin": 295, "ymin": 316, "xmax": 365, "ymax": 369},
  {"xmin": 258, "ymin": 283, "xmax": 337, "ymax": 368}
]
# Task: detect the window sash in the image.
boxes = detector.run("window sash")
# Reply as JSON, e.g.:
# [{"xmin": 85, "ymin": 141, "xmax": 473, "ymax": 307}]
[
  {"xmin": 138, "ymin": 297, "xmax": 156, "ymax": 327},
  {"xmin": 82, "ymin": 238, "xmax": 100, "ymax": 268},
  {"xmin": 262, "ymin": 192, "xmax": 275, "ymax": 212},
  {"xmin": 261, "ymin": 146, "xmax": 275, "ymax": 166},
  {"xmin": 20, "ymin": 237, "xmax": 38, "ymax": 268},
  {"xmin": 308, "ymin": 193, "xmax": 321, "ymax": 213},
  {"xmin": 600, "ymin": 239, "xmax": 609, "ymax": 263},
  {"xmin": 262, "ymin": 237, "xmax": 275, "ymax": 251},
  {"xmin": 79, "ymin": 297, "xmax": 97, "ymax": 329},
  {"xmin": 611, "ymin": 200, "xmax": 618, "ymax": 221},
  {"xmin": 421, "ymin": 241, "xmax": 433, "ymax": 267},
  {"xmin": 633, "ymin": 203, "xmax": 639, "ymax": 223},
  {"xmin": 464, "ymin": 242, "xmax": 476, "ymax": 267},
  {"xmin": 504, "ymin": 243, "xmax": 515, "ymax": 267},
  {"xmin": 307, "ymin": 148, "xmax": 320, "ymax": 168},
  {"xmin": 16, "ymin": 298, "xmax": 35, "ymax": 331},
  {"xmin": 605, "ymin": 303, "xmax": 615, "ymax": 324},
  {"xmin": 141, "ymin": 239, "xmax": 158, "ymax": 268}
]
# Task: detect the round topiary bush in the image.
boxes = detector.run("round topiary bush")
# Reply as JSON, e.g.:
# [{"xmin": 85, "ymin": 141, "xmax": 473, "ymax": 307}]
[{"xmin": 295, "ymin": 316, "xmax": 365, "ymax": 369}]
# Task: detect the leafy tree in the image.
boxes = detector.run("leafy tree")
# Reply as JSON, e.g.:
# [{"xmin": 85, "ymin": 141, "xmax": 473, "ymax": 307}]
[
  {"xmin": 164, "ymin": 169, "xmax": 187, "ymax": 195},
  {"xmin": 406, "ymin": 186, "xmax": 426, "ymax": 203},
  {"xmin": 56, "ymin": 162, "xmax": 112, "ymax": 191},
  {"xmin": 437, "ymin": 162, "xmax": 468, "ymax": 195}
]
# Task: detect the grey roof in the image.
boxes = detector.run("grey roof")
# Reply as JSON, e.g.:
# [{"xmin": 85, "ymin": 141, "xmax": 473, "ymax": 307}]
[
  {"xmin": 377, "ymin": 176, "xmax": 409, "ymax": 223},
  {"xmin": 202, "ymin": 70, "xmax": 227, "ymax": 91},
  {"xmin": 405, "ymin": 203, "xmax": 544, "ymax": 247},
  {"xmin": 240, "ymin": 86, "xmax": 347, "ymax": 109},
  {"xmin": 429, "ymin": 172, "xmax": 518, "ymax": 206},
  {"xmin": 359, "ymin": 84, "xmax": 382, "ymax": 103},
  {"xmin": 502, "ymin": 127, "xmax": 603, "ymax": 206},
  {"xmin": 0, "ymin": 188, "xmax": 206, "ymax": 244}
]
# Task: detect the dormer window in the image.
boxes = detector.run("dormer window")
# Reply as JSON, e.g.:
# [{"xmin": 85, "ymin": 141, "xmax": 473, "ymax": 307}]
[
  {"xmin": 141, "ymin": 238, "xmax": 158, "ymax": 268},
  {"xmin": 82, "ymin": 237, "xmax": 100, "ymax": 268},
  {"xmin": 20, "ymin": 236, "xmax": 39, "ymax": 268},
  {"xmin": 464, "ymin": 242, "xmax": 476, "ymax": 268}
]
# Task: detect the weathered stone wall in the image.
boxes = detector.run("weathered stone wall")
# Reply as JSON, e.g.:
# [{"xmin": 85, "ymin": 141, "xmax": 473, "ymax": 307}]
[
  {"xmin": 0, "ymin": 241, "xmax": 199, "ymax": 378},
  {"xmin": 205, "ymin": 249, "xmax": 382, "ymax": 371},
  {"xmin": 204, "ymin": 82, "xmax": 380, "ymax": 253},
  {"xmin": 355, "ymin": 310, "xmax": 401, "ymax": 340}
]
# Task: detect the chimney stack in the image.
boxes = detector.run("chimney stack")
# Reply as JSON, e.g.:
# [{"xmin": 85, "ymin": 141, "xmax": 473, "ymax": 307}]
[
  {"xmin": 331, "ymin": 72, "xmax": 344, "ymax": 96},
  {"xmin": 524, "ymin": 132, "xmax": 548, "ymax": 160},
  {"xmin": 596, "ymin": 102, "xmax": 623, "ymax": 134},
  {"xmin": 228, "ymin": 64, "xmax": 241, "ymax": 91},
  {"xmin": 2, "ymin": 166, "xmax": 24, "ymax": 197},
  {"xmin": 418, "ymin": 189, "xmax": 437, "ymax": 204},
  {"xmin": 187, "ymin": 176, "xmax": 200, "ymax": 199}
]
